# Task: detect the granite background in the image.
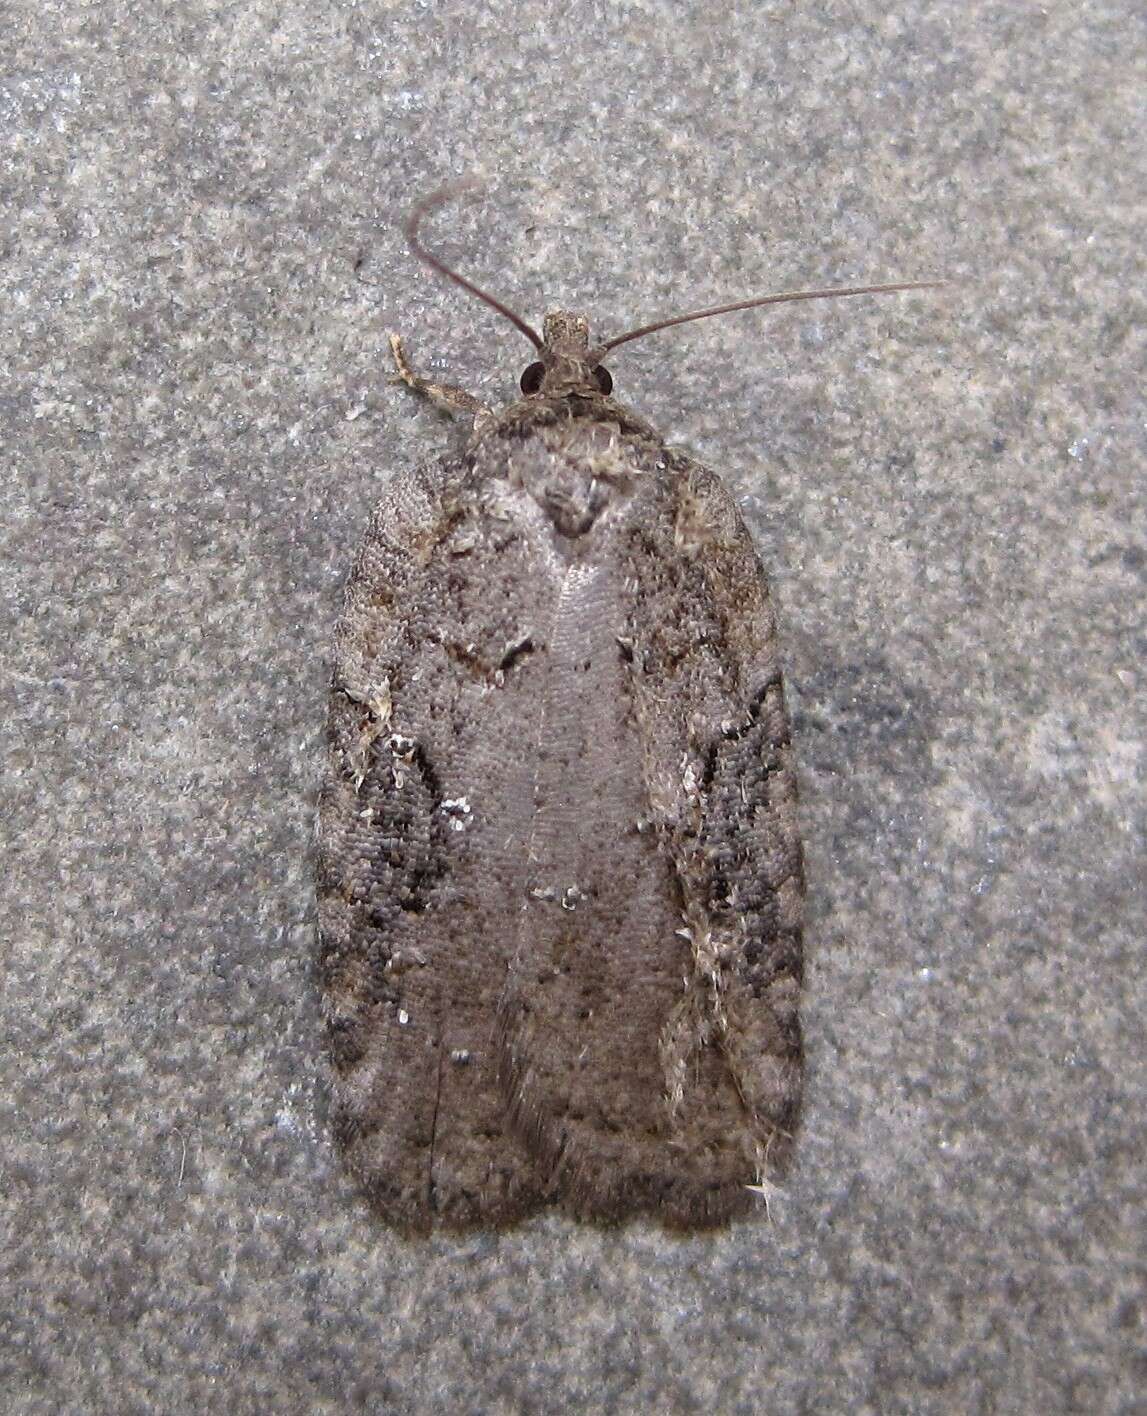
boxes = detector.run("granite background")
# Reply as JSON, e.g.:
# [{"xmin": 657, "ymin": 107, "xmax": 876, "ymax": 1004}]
[{"xmin": 2, "ymin": 1, "xmax": 1143, "ymax": 1411}]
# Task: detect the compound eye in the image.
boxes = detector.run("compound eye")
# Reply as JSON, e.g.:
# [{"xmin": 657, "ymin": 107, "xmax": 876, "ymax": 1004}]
[
  {"xmin": 520, "ymin": 361, "xmax": 545, "ymax": 394},
  {"xmin": 592, "ymin": 365, "xmax": 613, "ymax": 395}
]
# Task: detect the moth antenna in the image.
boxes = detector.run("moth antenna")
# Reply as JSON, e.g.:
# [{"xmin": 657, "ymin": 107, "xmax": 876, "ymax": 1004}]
[
  {"xmin": 602, "ymin": 280, "xmax": 948, "ymax": 352},
  {"xmin": 406, "ymin": 184, "xmax": 544, "ymax": 351}
]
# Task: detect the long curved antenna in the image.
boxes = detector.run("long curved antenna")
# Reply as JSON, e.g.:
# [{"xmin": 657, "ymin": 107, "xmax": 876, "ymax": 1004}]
[
  {"xmin": 405, "ymin": 185, "xmax": 544, "ymax": 351},
  {"xmin": 602, "ymin": 280, "xmax": 946, "ymax": 351}
]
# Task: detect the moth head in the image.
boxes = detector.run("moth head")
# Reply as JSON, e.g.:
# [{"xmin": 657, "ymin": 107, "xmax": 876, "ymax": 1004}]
[
  {"xmin": 518, "ymin": 313, "xmax": 613, "ymax": 399},
  {"xmin": 404, "ymin": 183, "xmax": 946, "ymax": 401}
]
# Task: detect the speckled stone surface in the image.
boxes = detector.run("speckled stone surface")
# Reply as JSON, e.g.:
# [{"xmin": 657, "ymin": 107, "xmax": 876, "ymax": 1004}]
[{"xmin": 2, "ymin": 2, "xmax": 1142, "ymax": 1411}]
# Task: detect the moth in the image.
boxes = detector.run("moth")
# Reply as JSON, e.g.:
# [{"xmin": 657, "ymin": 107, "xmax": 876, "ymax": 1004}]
[{"xmin": 317, "ymin": 189, "xmax": 937, "ymax": 1232}]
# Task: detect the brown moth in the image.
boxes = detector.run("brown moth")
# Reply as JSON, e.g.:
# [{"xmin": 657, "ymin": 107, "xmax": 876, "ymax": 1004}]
[{"xmin": 317, "ymin": 189, "xmax": 938, "ymax": 1232}]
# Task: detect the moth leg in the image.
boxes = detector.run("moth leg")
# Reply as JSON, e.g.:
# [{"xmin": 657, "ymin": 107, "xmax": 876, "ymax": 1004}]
[{"xmin": 388, "ymin": 332, "xmax": 494, "ymax": 428}]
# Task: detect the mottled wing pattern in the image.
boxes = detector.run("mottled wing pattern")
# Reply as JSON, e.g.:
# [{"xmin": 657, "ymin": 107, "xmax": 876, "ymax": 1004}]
[
  {"xmin": 318, "ymin": 452, "xmax": 551, "ymax": 1231},
  {"xmin": 320, "ymin": 408, "xmax": 803, "ymax": 1231},
  {"xmin": 496, "ymin": 427, "xmax": 804, "ymax": 1226}
]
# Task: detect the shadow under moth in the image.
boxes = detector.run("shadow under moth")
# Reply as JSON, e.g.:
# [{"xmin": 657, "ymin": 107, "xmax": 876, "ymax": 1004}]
[{"xmin": 317, "ymin": 188, "xmax": 938, "ymax": 1232}]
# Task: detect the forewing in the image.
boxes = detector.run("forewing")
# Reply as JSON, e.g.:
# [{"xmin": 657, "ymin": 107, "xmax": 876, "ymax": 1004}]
[
  {"xmin": 497, "ymin": 441, "xmax": 804, "ymax": 1226},
  {"xmin": 318, "ymin": 453, "xmax": 551, "ymax": 1231}
]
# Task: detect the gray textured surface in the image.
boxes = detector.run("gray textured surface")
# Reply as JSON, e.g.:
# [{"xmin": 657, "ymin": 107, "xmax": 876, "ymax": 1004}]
[{"xmin": 2, "ymin": 1, "xmax": 1143, "ymax": 1412}]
